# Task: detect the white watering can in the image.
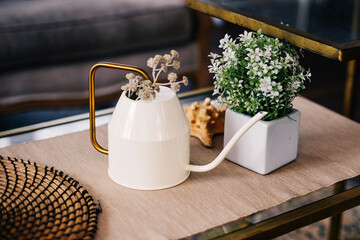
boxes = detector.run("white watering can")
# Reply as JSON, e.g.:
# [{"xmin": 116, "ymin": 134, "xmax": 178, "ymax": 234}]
[{"xmin": 89, "ymin": 63, "xmax": 267, "ymax": 190}]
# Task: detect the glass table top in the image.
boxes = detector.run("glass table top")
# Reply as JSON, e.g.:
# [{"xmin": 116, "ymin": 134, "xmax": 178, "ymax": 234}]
[{"xmin": 188, "ymin": 0, "xmax": 360, "ymax": 61}]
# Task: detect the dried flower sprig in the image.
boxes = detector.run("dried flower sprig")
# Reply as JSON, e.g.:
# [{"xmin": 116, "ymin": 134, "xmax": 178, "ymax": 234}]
[
  {"xmin": 121, "ymin": 50, "xmax": 188, "ymax": 102},
  {"xmin": 121, "ymin": 73, "xmax": 160, "ymax": 101}
]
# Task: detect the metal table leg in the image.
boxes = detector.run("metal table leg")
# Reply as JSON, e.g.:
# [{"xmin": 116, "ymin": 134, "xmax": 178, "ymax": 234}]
[
  {"xmin": 328, "ymin": 182, "xmax": 345, "ymax": 240},
  {"xmin": 343, "ymin": 60, "xmax": 358, "ymax": 118}
]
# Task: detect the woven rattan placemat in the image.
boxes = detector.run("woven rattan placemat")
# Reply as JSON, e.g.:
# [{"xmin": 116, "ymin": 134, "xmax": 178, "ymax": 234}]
[{"xmin": 0, "ymin": 156, "xmax": 100, "ymax": 240}]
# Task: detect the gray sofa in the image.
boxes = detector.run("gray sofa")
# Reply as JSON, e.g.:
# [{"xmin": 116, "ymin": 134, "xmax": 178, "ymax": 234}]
[{"xmin": 0, "ymin": 0, "xmax": 211, "ymax": 113}]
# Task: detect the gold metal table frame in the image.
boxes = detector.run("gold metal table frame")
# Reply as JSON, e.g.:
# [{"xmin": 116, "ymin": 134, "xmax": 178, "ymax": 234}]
[{"xmin": 187, "ymin": 0, "xmax": 359, "ymax": 119}]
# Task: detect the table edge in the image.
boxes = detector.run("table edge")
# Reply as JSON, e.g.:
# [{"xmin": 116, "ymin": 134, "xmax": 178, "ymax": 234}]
[{"xmin": 187, "ymin": 0, "xmax": 360, "ymax": 62}]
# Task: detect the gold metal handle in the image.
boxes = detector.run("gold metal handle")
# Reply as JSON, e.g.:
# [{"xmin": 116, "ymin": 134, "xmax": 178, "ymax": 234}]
[{"xmin": 89, "ymin": 62, "xmax": 151, "ymax": 155}]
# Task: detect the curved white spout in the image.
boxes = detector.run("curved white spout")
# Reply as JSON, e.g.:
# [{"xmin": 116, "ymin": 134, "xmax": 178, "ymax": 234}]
[{"xmin": 186, "ymin": 111, "xmax": 268, "ymax": 172}]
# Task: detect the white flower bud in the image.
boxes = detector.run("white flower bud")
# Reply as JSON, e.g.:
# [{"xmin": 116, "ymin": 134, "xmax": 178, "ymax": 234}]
[
  {"xmin": 163, "ymin": 54, "xmax": 172, "ymax": 63},
  {"xmin": 126, "ymin": 73, "xmax": 135, "ymax": 80},
  {"xmin": 171, "ymin": 83, "xmax": 180, "ymax": 92},
  {"xmin": 182, "ymin": 76, "xmax": 188, "ymax": 86},
  {"xmin": 161, "ymin": 63, "xmax": 167, "ymax": 72},
  {"xmin": 167, "ymin": 72, "xmax": 177, "ymax": 82},
  {"xmin": 172, "ymin": 60, "xmax": 180, "ymax": 70},
  {"xmin": 170, "ymin": 50, "xmax": 179, "ymax": 58},
  {"xmin": 147, "ymin": 57, "xmax": 156, "ymax": 68}
]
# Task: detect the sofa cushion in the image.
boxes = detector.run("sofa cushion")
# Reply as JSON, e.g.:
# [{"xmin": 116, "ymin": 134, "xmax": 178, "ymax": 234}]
[
  {"xmin": 0, "ymin": 0, "xmax": 194, "ymax": 69},
  {"xmin": 0, "ymin": 42, "xmax": 199, "ymax": 112}
]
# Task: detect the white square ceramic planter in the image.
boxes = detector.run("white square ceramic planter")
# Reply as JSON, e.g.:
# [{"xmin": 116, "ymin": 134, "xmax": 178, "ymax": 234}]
[{"xmin": 224, "ymin": 109, "xmax": 300, "ymax": 175}]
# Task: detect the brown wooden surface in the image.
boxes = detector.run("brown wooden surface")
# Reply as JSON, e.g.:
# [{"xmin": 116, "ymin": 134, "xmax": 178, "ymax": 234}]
[{"xmin": 1, "ymin": 97, "xmax": 360, "ymax": 239}]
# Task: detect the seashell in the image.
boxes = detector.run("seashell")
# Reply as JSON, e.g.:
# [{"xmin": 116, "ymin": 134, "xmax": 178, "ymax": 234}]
[{"xmin": 184, "ymin": 98, "xmax": 226, "ymax": 147}]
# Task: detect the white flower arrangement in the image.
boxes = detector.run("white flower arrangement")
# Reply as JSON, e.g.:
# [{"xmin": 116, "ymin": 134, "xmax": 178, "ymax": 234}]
[
  {"xmin": 209, "ymin": 30, "xmax": 311, "ymax": 120},
  {"xmin": 121, "ymin": 50, "xmax": 188, "ymax": 101}
]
